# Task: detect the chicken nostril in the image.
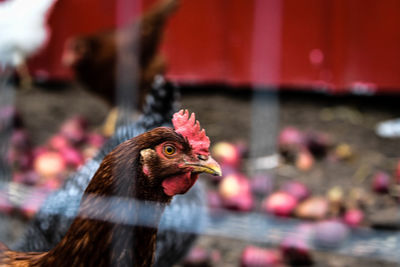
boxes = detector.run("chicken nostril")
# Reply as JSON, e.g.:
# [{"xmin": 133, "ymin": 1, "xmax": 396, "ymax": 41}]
[{"xmin": 198, "ymin": 155, "xmax": 208, "ymax": 161}]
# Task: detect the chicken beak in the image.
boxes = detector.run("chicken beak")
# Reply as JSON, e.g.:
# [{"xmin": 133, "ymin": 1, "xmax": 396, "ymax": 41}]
[{"xmin": 186, "ymin": 156, "xmax": 222, "ymax": 176}]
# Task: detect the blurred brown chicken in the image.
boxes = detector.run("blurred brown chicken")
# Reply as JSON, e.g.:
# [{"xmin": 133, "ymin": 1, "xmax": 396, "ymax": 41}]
[{"xmin": 62, "ymin": 0, "xmax": 179, "ymax": 109}]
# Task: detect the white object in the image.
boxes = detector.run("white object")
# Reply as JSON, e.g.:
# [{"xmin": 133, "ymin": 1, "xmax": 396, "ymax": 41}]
[
  {"xmin": 0, "ymin": 0, "xmax": 57, "ymax": 67},
  {"xmin": 376, "ymin": 118, "xmax": 400, "ymax": 138}
]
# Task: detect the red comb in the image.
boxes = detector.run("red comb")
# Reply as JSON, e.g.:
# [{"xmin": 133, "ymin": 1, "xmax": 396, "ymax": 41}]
[{"xmin": 172, "ymin": 110, "xmax": 210, "ymax": 155}]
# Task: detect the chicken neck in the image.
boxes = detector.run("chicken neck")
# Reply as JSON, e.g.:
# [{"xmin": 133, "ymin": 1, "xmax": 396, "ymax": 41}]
[{"xmin": 31, "ymin": 142, "xmax": 172, "ymax": 267}]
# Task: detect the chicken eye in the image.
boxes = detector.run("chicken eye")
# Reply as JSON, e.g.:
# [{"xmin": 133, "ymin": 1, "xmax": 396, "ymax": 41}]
[{"xmin": 163, "ymin": 145, "xmax": 176, "ymax": 155}]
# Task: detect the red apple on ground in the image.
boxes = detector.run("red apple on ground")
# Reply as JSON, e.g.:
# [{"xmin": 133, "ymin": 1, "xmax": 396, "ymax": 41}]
[
  {"xmin": 295, "ymin": 149, "xmax": 314, "ymax": 171},
  {"xmin": 60, "ymin": 146, "xmax": 84, "ymax": 168},
  {"xmin": 295, "ymin": 196, "xmax": 328, "ymax": 220},
  {"xmin": 262, "ymin": 192, "xmax": 297, "ymax": 217},
  {"xmin": 212, "ymin": 141, "xmax": 241, "ymax": 167},
  {"xmin": 343, "ymin": 208, "xmax": 364, "ymax": 227},
  {"xmin": 49, "ymin": 134, "xmax": 70, "ymax": 151},
  {"xmin": 372, "ymin": 171, "xmax": 390, "ymax": 194},
  {"xmin": 278, "ymin": 127, "xmax": 304, "ymax": 148},
  {"xmin": 219, "ymin": 173, "xmax": 253, "ymax": 211},
  {"xmin": 34, "ymin": 151, "xmax": 66, "ymax": 177},
  {"xmin": 241, "ymin": 246, "xmax": 282, "ymax": 267}
]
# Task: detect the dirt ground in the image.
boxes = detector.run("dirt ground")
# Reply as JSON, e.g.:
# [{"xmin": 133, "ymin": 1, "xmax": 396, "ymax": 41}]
[{"xmin": 2, "ymin": 83, "xmax": 400, "ymax": 266}]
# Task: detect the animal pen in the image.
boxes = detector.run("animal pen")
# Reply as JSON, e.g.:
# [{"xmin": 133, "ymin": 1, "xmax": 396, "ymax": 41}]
[{"xmin": 0, "ymin": 0, "xmax": 400, "ymax": 266}]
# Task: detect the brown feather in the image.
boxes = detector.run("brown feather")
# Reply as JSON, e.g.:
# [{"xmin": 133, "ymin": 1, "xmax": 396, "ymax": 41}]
[
  {"xmin": 0, "ymin": 127, "xmax": 199, "ymax": 267},
  {"xmin": 64, "ymin": 0, "xmax": 179, "ymax": 108}
]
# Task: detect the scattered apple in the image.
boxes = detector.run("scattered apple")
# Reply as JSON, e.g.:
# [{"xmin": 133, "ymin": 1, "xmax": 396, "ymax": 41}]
[
  {"xmin": 4, "ymin": 115, "xmax": 107, "ymax": 218},
  {"xmin": 278, "ymin": 126, "xmax": 304, "ymax": 148},
  {"xmin": 60, "ymin": 146, "xmax": 84, "ymax": 168},
  {"xmin": 219, "ymin": 173, "xmax": 253, "ymax": 211},
  {"xmin": 241, "ymin": 246, "xmax": 282, "ymax": 267},
  {"xmin": 295, "ymin": 149, "xmax": 314, "ymax": 171},
  {"xmin": 262, "ymin": 192, "xmax": 297, "ymax": 217},
  {"xmin": 372, "ymin": 171, "xmax": 390, "ymax": 194},
  {"xmin": 343, "ymin": 208, "xmax": 364, "ymax": 227},
  {"xmin": 33, "ymin": 151, "xmax": 66, "ymax": 178},
  {"xmin": 212, "ymin": 141, "xmax": 241, "ymax": 167},
  {"xmin": 49, "ymin": 134, "xmax": 70, "ymax": 151},
  {"xmin": 295, "ymin": 196, "xmax": 328, "ymax": 220}
]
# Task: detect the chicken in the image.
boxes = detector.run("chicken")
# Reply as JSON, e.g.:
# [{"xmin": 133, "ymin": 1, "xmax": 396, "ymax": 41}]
[
  {"xmin": 62, "ymin": 0, "xmax": 179, "ymax": 109},
  {"xmin": 1, "ymin": 109, "xmax": 221, "ymax": 266},
  {"xmin": 13, "ymin": 77, "xmax": 207, "ymax": 266},
  {"xmin": 0, "ymin": 0, "xmax": 57, "ymax": 87}
]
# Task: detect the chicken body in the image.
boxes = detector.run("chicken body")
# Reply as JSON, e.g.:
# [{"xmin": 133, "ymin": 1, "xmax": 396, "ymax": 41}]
[
  {"xmin": 2, "ymin": 112, "xmax": 221, "ymax": 266},
  {"xmin": 0, "ymin": 0, "xmax": 57, "ymax": 88},
  {"xmin": 13, "ymin": 78, "xmax": 207, "ymax": 266},
  {"xmin": 63, "ymin": 0, "xmax": 179, "ymax": 108}
]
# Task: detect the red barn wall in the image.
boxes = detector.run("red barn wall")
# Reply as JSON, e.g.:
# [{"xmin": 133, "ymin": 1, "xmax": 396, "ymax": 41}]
[{"xmin": 28, "ymin": 0, "xmax": 400, "ymax": 94}]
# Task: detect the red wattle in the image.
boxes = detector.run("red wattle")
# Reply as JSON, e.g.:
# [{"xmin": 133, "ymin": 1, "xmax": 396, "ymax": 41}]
[{"xmin": 162, "ymin": 173, "xmax": 199, "ymax": 196}]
